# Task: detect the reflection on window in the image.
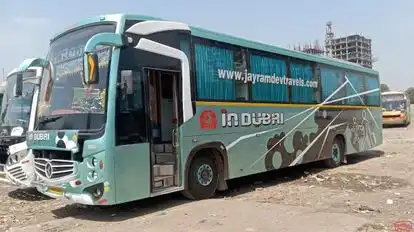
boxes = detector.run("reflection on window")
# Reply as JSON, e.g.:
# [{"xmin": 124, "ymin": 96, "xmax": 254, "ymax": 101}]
[
  {"xmin": 116, "ymin": 69, "xmax": 147, "ymax": 145},
  {"xmin": 45, "ymin": 86, "xmax": 106, "ymax": 116},
  {"xmin": 346, "ymin": 73, "xmax": 364, "ymax": 105},
  {"xmin": 119, "ymin": 70, "xmax": 143, "ymax": 111},
  {"xmin": 320, "ymin": 67, "xmax": 345, "ymax": 103}
]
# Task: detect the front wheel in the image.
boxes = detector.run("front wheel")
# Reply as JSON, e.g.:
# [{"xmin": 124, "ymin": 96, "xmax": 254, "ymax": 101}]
[
  {"xmin": 182, "ymin": 155, "xmax": 218, "ymax": 200},
  {"xmin": 324, "ymin": 137, "xmax": 344, "ymax": 168}
]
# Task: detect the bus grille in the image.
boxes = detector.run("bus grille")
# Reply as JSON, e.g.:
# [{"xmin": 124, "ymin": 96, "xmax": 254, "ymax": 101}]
[
  {"xmin": 7, "ymin": 166, "xmax": 27, "ymax": 181},
  {"xmin": 34, "ymin": 158, "xmax": 76, "ymax": 179}
]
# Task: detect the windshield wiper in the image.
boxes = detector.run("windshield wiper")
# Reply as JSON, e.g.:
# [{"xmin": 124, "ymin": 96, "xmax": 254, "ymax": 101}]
[{"xmin": 37, "ymin": 115, "xmax": 63, "ymax": 127}]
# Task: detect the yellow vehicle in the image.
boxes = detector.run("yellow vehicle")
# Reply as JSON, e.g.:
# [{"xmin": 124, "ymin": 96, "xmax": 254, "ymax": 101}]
[{"xmin": 382, "ymin": 91, "xmax": 411, "ymax": 126}]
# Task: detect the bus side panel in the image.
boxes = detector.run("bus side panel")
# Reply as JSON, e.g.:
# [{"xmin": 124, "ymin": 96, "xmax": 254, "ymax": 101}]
[
  {"xmin": 181, "ymin": 104, "xmax": 382, "ymax": 180},
  {"xmin": 114, "ymin": 143, "xmax": 151, "ymax": 202},
  {"xmin": 344, "ymin": 108, "xmax": 383, "ymax": 155}
]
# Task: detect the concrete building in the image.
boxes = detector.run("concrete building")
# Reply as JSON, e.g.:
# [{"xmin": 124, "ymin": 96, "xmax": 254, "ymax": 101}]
[
  {"xmin": 325, "ymin": 21, "xmax": 374, "ymax": 69},
  {"xmin": 294, "ymin": 41, "xmax": 325, "ymax": 55}
]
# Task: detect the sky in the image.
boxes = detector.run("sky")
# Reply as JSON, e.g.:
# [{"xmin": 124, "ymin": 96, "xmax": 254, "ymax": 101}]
[{"xmin": 0, "ymin": 0, "xmax": 413, "ymax": 91}]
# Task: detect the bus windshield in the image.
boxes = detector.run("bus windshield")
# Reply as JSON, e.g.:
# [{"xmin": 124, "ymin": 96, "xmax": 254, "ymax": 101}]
[
  {"xmin": 0, "ymin": 71, "xmax": 37, "ymax": 136},
  {"xmin": 382, "ymin": 99, "xmax": 407, "ymax": 111},
  {"xmin": 36, "ymin": 24, "xmax": 115, "ymax": 131},
  {"xmin": 382, "ymin": 94, "xmax": 407, "ymax": 111}
]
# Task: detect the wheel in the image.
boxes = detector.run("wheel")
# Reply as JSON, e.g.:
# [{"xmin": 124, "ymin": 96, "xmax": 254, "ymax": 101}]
[
  {"xmin": 324, "ymin": 137, "xmax": 344, "ymax": 168},
  {"xmin": 182, "ymin": 154, "xmax": 218, "ymax": 200}
]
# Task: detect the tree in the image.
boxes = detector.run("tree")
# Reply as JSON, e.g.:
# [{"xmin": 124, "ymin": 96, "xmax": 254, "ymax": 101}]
[
  {"xmin": 381, "ymin": 83, "xmax": 390, "ymax": 92},
  {"xmin": 405, "ymin": 87, "xmax": 414, "ymax": 103}
]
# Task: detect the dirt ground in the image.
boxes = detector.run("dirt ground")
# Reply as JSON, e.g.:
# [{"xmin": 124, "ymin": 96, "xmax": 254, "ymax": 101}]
[{"xmin": 2, "ymin": 117, "xmax": 414, "ymax": 231}]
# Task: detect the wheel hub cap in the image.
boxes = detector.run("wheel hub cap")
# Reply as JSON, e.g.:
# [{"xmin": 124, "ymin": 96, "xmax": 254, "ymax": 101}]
[
  {"xmin": 332, "ymin": 143, "xmax": 340, "ymax": 162},
  {"xmin": 197, "ymin": 164, "xmax": 213, "ymax": 186}
]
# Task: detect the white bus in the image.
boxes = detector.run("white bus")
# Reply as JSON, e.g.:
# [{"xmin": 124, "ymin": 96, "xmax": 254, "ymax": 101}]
[{"xmin": 3, "ymin": 64, "xmax": 42, "ymax": 187}]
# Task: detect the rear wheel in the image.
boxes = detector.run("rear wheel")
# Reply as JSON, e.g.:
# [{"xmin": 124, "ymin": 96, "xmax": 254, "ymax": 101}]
[
  {"xmin": 324, "ymin": 137, "xmax": 344, "ymax": 168},
  {"xmin": 182, "ymin": 154, "xmax": 218, "ymax": 200}
]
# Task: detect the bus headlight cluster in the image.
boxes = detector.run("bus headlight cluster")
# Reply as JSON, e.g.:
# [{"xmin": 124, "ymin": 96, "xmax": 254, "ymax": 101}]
[
  {"xmin": 87, "ymin": 157, "xmax": 97, "ymax": 168},
  {"xmin": 86, "ymin": 156, "xmax": 104, "ymax": 182},
  {"xmin": 91, "ymin": 157, "xmax": 98, "ymax": 167},
  {"xmin": 6, "ymin": 150, "xmax": 29, "ymax": 166},
  {"xmin": 87, "ymin": 170, "xmax": 98, "ymax": 182},
  {"xmin": 87, "ymin": 157, "xmax": 104, "ymax": 170},
  {"xmin": 16, "ymin": 150, "xmax": 29, "ymax": 160}
]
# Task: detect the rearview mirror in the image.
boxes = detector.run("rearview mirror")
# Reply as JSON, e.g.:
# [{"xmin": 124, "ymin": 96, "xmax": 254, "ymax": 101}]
[
  {"xmin": 83, "ymin": 53, "xmax": 99, "ymax": 85},
  {"xmin": 14, "ymin": 72, "xmax": 23, "ymax": 97}
]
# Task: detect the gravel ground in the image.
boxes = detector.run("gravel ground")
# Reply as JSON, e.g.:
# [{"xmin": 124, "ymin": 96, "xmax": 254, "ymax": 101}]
[{"xmin": 1, "ymin": 117, "xmax": 414, "ymax": 231}]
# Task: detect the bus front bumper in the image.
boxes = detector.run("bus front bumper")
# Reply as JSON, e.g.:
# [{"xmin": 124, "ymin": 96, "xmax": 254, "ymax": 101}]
[
  {"xmin": 383, "ymin": 117, "xmax": 407, "ymax": 125},
  {"xmin": 34, "ymin": 178, "xmax": 111, "ymax": 205},
  {"xmin": 5, "ymin": 159, "xmax": 36, "ymax": 188},
  {"xmin": 35, "ymin": 183, "xmax": 95, "ymax": 205}
]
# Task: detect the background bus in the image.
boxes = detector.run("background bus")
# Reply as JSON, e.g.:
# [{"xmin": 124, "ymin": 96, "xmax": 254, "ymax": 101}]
[
  {"xmin": 381, "ymin": 91, "xmax": 411, "ymax": 126},
  {"xmin": 0, "ymin": 67, "xmax": 41, "ymax": 178},
  {"xmin": 22, "ymin": 14, "xmax": 382, "ymax": 205}
]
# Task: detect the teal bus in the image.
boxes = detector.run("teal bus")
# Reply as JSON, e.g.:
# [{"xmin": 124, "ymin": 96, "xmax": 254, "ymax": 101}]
[{"xmin": 16, "ymin": 14, "xmax": 382, "ymax": 205}]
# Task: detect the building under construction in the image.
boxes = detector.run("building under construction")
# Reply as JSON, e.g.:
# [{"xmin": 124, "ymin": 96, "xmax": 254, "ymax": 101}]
[
  {"xmin": 324, "ymin": 21, "xmax": 373, "ymax": 69},
  {"xmin": 293, "ymin": 41, "xmax": 325, "ymax": 56}
]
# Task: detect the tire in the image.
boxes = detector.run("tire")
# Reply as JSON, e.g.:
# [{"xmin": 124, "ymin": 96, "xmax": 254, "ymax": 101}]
[
  {"xmin": 324, "ymin": 137, "xmax": 344, "ymax": 168},
  {"xmin": 182, "ymin": 154, "xmax": 218, "ymax": 200}
]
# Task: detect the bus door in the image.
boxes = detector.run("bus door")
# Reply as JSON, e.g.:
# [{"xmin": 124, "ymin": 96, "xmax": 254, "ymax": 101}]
[{"xmin": 144, "ymin": 68, "xmax": 181, "ymax": 193}]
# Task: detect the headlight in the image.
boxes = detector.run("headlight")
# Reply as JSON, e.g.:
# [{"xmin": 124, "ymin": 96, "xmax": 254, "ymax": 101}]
[
  {"xmin": 16, "ymin": 149, "xmax": 29, "ymax": 161},
  {"xmin": 7, "ymin": 150, "xmax": 29, "ymax": 165},
  {"xmin": 6, "ymin": 155, "xmax": 12, "ymax": 165},
  {"xmin": 6, "ymin": 154, "xmax": 18, "ymax": 165}
]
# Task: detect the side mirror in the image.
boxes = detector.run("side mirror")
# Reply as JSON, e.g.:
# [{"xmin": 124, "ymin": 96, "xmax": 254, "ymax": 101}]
[
  {"xmin": 83, "ymin": 32, "xmax": 126, "ymax": 86},
  {"xmin": 83, "ymin": 52, "xmax": 99, "ymax": 85},
  {"xmin": 14, "ymin": 72, "xmax": 23, "ymax": 97}
]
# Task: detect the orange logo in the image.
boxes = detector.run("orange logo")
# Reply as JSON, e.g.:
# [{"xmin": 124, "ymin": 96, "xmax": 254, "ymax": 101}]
[{"xmin": 199, "ymin": 110, "xmax": 217, "ymax": 130}]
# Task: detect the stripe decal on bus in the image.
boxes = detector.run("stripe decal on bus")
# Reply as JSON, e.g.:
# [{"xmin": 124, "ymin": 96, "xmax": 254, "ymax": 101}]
[{"xmin": 196, "ymin": 101, "xmax": 381, "ymax": 109}]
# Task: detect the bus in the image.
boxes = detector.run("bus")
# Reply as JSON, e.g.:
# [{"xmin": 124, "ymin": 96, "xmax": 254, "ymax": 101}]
[
  {"xmin": 18, "ymin": 14, "xmax": 382, "ymax": 205},
  {"xmin": 0, "ymin": 65, "xmax": 42, "ymax": 184},
  {"xmin": 3, "ymin": 61, "xmax": 43, "ymax": 187},
  {"xmin": 381, "ymin": 91, "xmax": 411, "ymax": 126}
]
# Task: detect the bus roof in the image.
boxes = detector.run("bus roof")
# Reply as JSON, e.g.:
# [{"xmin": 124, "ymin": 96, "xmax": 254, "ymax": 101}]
[
  {"xmin": 52, "ymin": 13, "xmax": 379, "ymax": 76},
  {"xmin": 5, "ymin": 66, "xmax": 41, "ymax": 79},
  {"xmin": 381, "ymin": 91, "xmax": 406, "ymax": 96}
]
